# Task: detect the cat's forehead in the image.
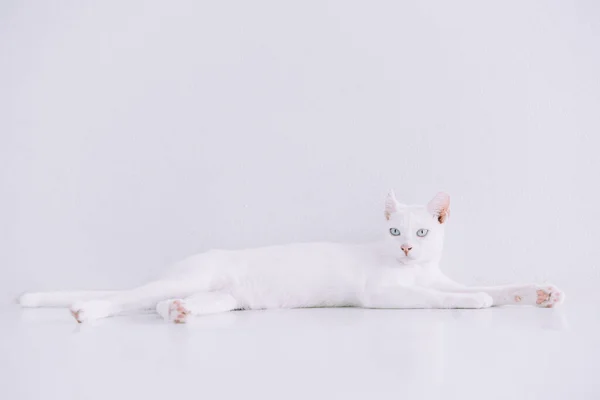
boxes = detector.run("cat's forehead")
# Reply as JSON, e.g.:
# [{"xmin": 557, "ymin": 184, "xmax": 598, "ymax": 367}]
[{"xmin": 389, "ymin": 206, "xmax": 434, "ymax": 226}]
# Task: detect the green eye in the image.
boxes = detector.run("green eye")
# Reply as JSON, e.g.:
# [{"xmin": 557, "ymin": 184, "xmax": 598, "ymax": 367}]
[
  {"xmin": 389, "ymin": 228, "xmax": 401, "ymax": 236},
  {"xmin": 416, "ymin": 229, "xmax": 429, "ymax": 237}
]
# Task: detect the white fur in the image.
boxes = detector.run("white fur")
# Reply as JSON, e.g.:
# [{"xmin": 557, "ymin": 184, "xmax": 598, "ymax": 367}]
[{"xmin": 18, "ymin": 192, "xmax": 565, "ymax": 323}]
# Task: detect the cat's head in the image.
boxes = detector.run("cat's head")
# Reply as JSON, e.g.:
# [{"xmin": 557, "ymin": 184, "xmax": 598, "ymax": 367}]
[{"xmin": 383, "ymin": 191, "xmax": 450, "ymax": 264}]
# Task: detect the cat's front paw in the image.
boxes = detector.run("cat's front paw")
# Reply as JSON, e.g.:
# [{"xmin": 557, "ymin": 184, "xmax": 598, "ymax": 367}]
[
  {"xmin": 70, "ymin": 300, "xmax": 113, "ymax": 323},
  {"xmin": 156, "ymin": 299, "xmax": 190, "ymax": 323},
  {"xmin": 471, "ymin": 292, "xmax": 493, "ymax": 308},
  {"xmin": 534, "ymin": 284, "xmax": 564, "ymax": 308},
  {"xmin": 510, "ymin": 284, "xmax": 564, "ymax": 308}
]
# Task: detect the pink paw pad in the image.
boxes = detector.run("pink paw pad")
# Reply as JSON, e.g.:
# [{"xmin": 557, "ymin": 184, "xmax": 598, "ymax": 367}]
[
  {"xmin": 536, "ymin": 286, "xmax": 564, "ymax": 308},
  {"xmin": 536, "ymin": 289, "xmax": 550, "ymax": 305},
  {"xmin": 170, "ymin": 300, "xmax": 190, "ymax": 323},
  {"xmin": 70, "ymin": 309, "xmax": 83, "ymax": 323}
]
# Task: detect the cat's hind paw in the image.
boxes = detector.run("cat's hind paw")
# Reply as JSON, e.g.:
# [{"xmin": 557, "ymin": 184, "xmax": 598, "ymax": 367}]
[
  {"xmin": 69, "ymin": 300, "xmax": 113, "ymax": 323},
  {"xmin": 156, "ymin": 299, "xmax": 190, "ymax": 323}
]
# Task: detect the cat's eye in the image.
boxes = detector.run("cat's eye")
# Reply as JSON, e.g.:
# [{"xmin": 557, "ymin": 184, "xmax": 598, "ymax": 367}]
[
  {"xmin": 389, "ymin": 228, "xmax": 401, "ymax": 236},
  {"xmin": 416, "ymin": 229, "xmax": 429, "ymax": 237}
]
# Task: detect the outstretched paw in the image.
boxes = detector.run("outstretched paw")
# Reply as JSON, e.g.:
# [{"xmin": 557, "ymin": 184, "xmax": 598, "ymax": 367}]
[
  {"xmin": 156, "ymin": 299, "xmax": 191, "ymax": 323},
  {"xmin": 535, "ymin": 285, "xmax": 564, "ymax": 308}
]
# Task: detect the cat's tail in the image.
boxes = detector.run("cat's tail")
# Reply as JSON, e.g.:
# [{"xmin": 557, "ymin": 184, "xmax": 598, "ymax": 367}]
[{"xmin": 18, "ymin": 290, "xmax": 120, "ymax": 308}]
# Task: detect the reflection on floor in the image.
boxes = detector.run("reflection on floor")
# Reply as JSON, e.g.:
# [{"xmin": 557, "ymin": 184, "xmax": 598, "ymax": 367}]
[{"xmin": 2, "ymin": 302, "xmax": 597, "ymax": 400}]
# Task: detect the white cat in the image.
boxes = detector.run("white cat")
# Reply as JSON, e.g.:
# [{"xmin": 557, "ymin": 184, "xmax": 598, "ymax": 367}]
[{"xmin": 18, "ymin": 191, "xmax": 564, "ymax": 323}]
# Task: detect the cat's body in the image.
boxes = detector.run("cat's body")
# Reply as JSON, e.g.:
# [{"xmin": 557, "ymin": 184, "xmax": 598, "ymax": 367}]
[
  {"xmin": 166, "ymin": 242, "xmax": 383, "ymax": 310},
  {"xmin": 19, "ymin": 192, "xmax": 564, "ymax": 323}
]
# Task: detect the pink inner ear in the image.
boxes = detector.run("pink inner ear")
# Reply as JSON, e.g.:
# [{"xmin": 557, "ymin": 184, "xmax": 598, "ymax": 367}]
[
  {"xmin": 437, "ymin": 208, "xmax": 449, "ymax": 224},
  {"xmin": 384, "ymin": 190, "xmax": 399, "ymax": 220},
  {"xmin": 427, "ymin": 192, "xmax": 450, "ymax": 224}
]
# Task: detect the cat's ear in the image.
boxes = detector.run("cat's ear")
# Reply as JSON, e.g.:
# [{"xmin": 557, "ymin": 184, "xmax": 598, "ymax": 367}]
[
  {"xmin": 427, "ymin": 192, "xmax": 450, "ymax": 224},
  {"xmin": 384, "ymin": 190, "xmax": 402, "ymax": 220}
]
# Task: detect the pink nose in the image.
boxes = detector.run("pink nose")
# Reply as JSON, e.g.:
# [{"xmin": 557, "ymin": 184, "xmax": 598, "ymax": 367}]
[{"xmin": 401, "ymin": 244, "xmax": 413, "ymax": 255}]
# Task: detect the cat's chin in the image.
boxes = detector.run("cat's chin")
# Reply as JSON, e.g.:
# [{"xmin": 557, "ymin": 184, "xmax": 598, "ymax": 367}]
[{"xmin": 396, "ymin": 257, "xmax": 419, "ymax": 265}]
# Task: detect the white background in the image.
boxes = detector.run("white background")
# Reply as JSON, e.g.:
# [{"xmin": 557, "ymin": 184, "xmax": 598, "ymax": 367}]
[
  {"xmin": 2, "ymin": 1, "xmax": 599, "ymax": 303},
  {"xmin": 2, "ymin": 3, "xmax": 600, "ymax": 400}
]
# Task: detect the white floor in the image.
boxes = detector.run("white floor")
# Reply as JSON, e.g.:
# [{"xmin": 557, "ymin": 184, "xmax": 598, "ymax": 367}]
[{"xmin": 2, "ymin": 303, "xmax": 598, "ymax": 400}]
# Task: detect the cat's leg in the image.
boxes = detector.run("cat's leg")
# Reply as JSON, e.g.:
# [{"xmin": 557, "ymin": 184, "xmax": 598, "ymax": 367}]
[
  {"xmin": 156, "ymin": 292, "xmax": 238, "ymax": 324},
  {"xmin": 361, "ymin": 286, "xmax": 493, "ymax": 309},
  {"xmin": 428, "ymin": 273, "xmax": 565, "ymax": 308},
  {"xmin": 70, "ymin": 280, "xmax": 200, "ymax": 323}
]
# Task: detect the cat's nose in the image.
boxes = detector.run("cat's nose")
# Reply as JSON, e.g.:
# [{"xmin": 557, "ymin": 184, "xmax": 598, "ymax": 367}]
[{"xmin": 401, "ymin": 244, "xmax": 413, "ymax": 255}]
